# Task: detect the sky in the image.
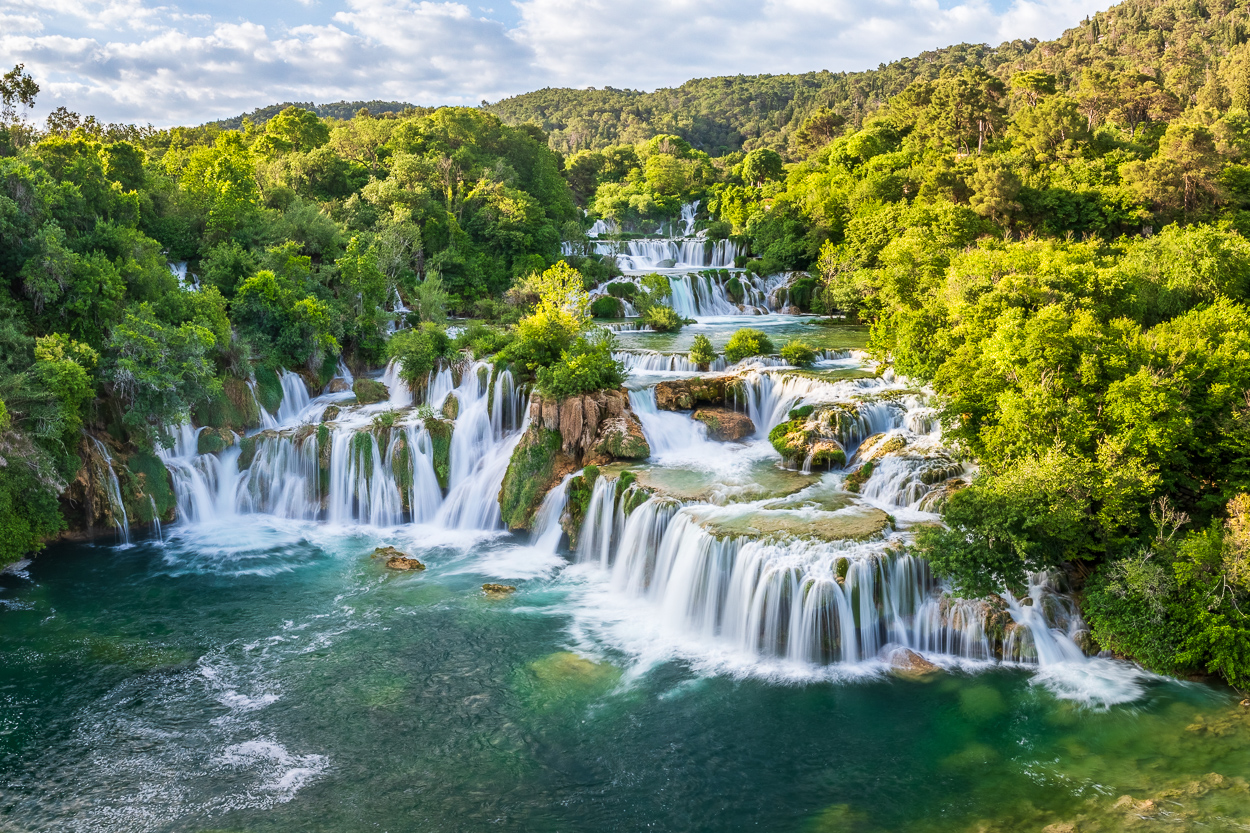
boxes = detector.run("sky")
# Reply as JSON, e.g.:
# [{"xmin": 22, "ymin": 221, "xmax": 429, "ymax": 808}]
[{"xmin": 0, "ymin": 0, "xmax": 1119, "ymax": 128}]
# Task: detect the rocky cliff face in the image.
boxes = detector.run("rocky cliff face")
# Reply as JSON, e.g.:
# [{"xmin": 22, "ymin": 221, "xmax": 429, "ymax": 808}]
[{"xmin": 498, "ymin": 390, "xmax": 650, "ymax": 531}]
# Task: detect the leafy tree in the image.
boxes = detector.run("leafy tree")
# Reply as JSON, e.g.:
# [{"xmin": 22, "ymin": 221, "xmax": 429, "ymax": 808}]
[
  {"xmin": 689, "ymin": 334, "xmax": 716, "ymax": 369},
  {"xmin": 534, "ymin": 329, "xmax": 626, "ymax": 398},
  {"xmin": 741, "ymin": 149, "xmax": 784, "ymax": 186},
  {"xmin": 724, "ymin": 328, "xmax": 775, "ymax": 363},
  {"xmin": 780, "ymin": 339, "xmax": 816, "ymax": 367}
]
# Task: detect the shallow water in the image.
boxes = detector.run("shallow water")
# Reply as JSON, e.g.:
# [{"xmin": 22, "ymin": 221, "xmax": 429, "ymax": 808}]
[
  {"xmin": 2, "ymin": 525, "xmax": 1247, "ymax": 833},
  {"xmin": 614, "ymin": 315, "xmax": 869, "ymax": 353}
]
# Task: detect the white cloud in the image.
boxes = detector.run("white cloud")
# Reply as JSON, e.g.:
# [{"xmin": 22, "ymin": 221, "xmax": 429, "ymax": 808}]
[{"xmin": 0, "ymin": 0, "xmax": 1116, "ymax": 127}]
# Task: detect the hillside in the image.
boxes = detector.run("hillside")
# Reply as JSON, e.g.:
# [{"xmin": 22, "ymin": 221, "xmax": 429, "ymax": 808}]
[{"xmin": 486, "ymin": 0, "xmax": 1250, "ymax": 155}]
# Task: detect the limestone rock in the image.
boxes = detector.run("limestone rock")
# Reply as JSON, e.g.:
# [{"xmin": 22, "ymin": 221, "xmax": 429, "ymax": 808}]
[
  {"xmin": 441, "ymin": 392, "xmax": 459, "ymax": 421},
  {"xmin": 654, "ymin": 375, "xmax": 736, "ymax": 411},
  {"xmin": 482, "ymin": 583, "xmax": 517, "ymax": 597},
  {"xmin": 692, "ymin": 408, "xmax": 755, "ymax": 441},
  {"xmin": 589, "ymin": 415, "xmax": 650, "ymax": 463},
  {"xmin": 321, "ymin": 405, "xmax": 341, "ymax": 423},
  {"xmin": 371, "ymin": 546, "xmax": 425, "ymax": 571},
  {"xmin": 326, "ymin": 378, "xmax": 351, "ymax": 394},
  {"xmin": 353, "ymin": 378, "xmax": 389, "ymax": 405},
  {"xmin": 885, "ymin": 646, "xmax": 940, "ymax": 677}
]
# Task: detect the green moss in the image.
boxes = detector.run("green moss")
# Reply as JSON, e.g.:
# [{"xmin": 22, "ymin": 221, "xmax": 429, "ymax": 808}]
[
  {"xmin": 498, "ymin": 427, "xmax": 561, "ymax": 530},
  {"xmin": 253, "ymin": 365, "xmax": 284, "ymax": 415},
  {"xmin": 193, "ymin": 376, "xmax": 261, "ymax": 431},
  {"xmin": 591, "ymin": 295, "xmax": 624, "ymax": 318},
  {"xmin": 425, "ymin": 417, "xmax": 454, "ymax": 490},
  {"xmin": 621, "ymin": 485, "xmax": 651, "ymax": 516},
  {"xmin": 616, "ymin": 469, "xmax": 636, "ymax": 493},
  {"xmin": 788, "ymin": 404, "xmax": 815, "ymax": 421},
  {"xmin": 844, "ymin": 461, "xmax": 874, "ymax": 493},
  {"xmin": 197, "ymin": 428, "xmax": 230, "ymax": 455},
  {"xmin": 768, "ymin": 419, "xmax": 811, "ymax": 463},
  {"xmin": 122, "ymin": 450, "xmax": 177, "ymax": 524},
  {"xmin": 322, "ymin": 404, "xmax": 340, "ymax": 422},
  {"xmin": 350, "ymin": 431, "xmax": 375, "ymax": 481},
  {"xmin": 353, "ymin": 378, "xmax": 389, "ymax": 405},
  {"xmin": 441, "ymin": 393, "xmax": 459, "ymax": 421},
  {"xmin": 811, "ymin": 445, "xmax": 846, "ymax": 468},
  {"xmin": 238, "ymin": 435, "xmax": 259, "ymax": 470}
]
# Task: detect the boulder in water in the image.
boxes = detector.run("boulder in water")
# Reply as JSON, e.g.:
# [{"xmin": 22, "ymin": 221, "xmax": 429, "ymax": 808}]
[
  {"xmin": 321, "ymin": 405, "xmax": 340, "ymax": 423},
  {"xmin": 884, "ymin": 646, "xmax": 940, "ymax": 677},
  {"xmin": 326, "ymin": 378, "xmax": 351, "ymax": 394},
  {"xmin": 482, "ymin": 583, "xmax": 517, "ymax": 597},
  {"xmin": 353, "ymin": 378, "xmax": 389, "ymax": 404},
  {"xmin": 654, "ymin": 376, "xmax": 736, "ymax": 411},
  {"xmin": 692, "ymin": 408, "xmax": 754, "ymax": 441},
  {"xmin": 589, "ymin": 415, "xmax": 650, "ymax": 463},
  {"xmin": 441, "ymin": 392, "xmax": 459, "ymax": 420},
  {"xmin": 372, "ymin": 546, "xmax": 425, "ymax": 571}
]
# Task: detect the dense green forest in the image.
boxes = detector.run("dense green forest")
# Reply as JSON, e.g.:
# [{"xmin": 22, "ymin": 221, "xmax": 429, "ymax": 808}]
[{"xmin": 3, "ymin": 0, "xmax": 1250, "ymax": 688}]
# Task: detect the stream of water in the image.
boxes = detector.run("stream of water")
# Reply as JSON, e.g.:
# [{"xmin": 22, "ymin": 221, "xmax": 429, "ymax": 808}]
[{"xmin": 2, "ymin": 313, "xmax": 1247, "ymax": 833}]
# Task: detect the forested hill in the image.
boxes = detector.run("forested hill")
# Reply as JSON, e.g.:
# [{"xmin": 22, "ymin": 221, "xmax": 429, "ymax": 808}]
[
  {"xmin": 486, "ymin": 0, "xmax": 1250, "ymax": 155},
  {"xmin": 212, "ymin": 100, "xmax": 416, "ymax": 130}
]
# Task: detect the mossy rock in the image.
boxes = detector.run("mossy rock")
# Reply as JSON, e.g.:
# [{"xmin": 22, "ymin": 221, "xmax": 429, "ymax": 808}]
[
  {"xmin": 843, "ymin": 461, "xmax": 874, "ymax": 493},
  {"xmin": 562, "ymin": 466, "xmax": 600, "ymax": 548},
  {"xmin": 193, "ymin": 376, "xmax": 261, "ymax": 431},
  {"xmin": 498, "ymin": 427, "xmax": 561, "ymax": 530},
  {"xmin": 253, "ymin": 365, "xmax": 285, "ymax": 415},
  {"xmin": 425, "ymin": 417, "xmax": 454, "ymax": 490},
  {"xmin": 119, "ymin": 450, "xmax": 177, "ymax": 524},
  {"xmin": 768, "ymin": 419, "xmax": 813, "ymax": 464},
  {"xmin": 353, "ymin": 378, "xmax": 389, "ymax": 405},
  {"xmin": 441, "ymin": 392, "xmax": 460, "ymax": 420},
  {"xmin": 196, "ymin": 427, "xmax": 236, "ymax": 456},
  {"xmin": 237, "ymin": 435, "xmax": 259, "ymax": 471},
  {"xmin": 322, "ymin": 404, "xmax": 341, "ymax": 422}
]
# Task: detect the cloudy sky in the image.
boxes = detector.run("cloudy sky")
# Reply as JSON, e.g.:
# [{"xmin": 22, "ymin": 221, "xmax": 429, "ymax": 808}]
[{"xmin": 2, "ymin": 0, "xmax": 1116, "ymax": 127}]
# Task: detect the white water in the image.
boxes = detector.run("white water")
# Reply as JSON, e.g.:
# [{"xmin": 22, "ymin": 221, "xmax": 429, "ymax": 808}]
[
  {"xmin": 146, "ymin": 345, "xmax": 1142, "ymax": 704},
  {"xmin": 89, "ymin": 437, "xmax": 130, "ymax": 544}
]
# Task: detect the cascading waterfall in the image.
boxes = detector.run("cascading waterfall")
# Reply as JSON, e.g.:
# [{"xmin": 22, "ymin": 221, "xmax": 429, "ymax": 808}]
[{"xmin": 89, "ymin": 437, "xmax": 130, "ymax": 544}]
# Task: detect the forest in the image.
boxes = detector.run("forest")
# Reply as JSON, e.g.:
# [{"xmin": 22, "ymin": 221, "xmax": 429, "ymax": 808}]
[{"xmin": 2, "ymin": 0, "xmax": 1250, "ymax": 689}]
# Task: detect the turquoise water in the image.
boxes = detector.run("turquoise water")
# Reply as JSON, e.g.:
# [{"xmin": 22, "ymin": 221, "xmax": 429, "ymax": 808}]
[
  {"xmin": 2, "ymin": 523, "xmax": 1247, "ymax": 833},
  {"xmin": 614, "ymin": 315, "xmax": 870, "ymax": 353}
]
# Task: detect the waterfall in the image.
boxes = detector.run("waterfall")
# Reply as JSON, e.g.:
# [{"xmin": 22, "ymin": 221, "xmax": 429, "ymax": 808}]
[
  {"xmin": 531, "ymin": 475, "xmax": 572, "ymax": 554},
  {"xmin": 576, "ymin": 493, "xmax": 1080, "ymax": 668},
  {"xmin": 273, "ymin": 371, "xmax": 312, "ymax": 426},
  {"xmin": 89, "ymin": 437, "xmax": 130, "ymax": 544}
]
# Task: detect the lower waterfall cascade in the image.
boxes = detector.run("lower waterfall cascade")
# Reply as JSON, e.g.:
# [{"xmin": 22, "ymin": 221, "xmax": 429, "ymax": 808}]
[{"xmin": 146, "ymin": 332, "xmax": 1137, "ymax": 697}]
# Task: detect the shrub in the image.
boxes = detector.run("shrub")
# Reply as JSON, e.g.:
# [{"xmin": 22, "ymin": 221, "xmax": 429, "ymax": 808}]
[
  {"xmin": 605, "ymin": 281, "xmax": 638, "ymax": 299},
  {"xmin": 591, "ymin": 296, "xmax": 624, "ymax": 319},
  {"xmin": 642, "ymin": 304, "xmax": 684, "ymax": 333},
  {"xmin": 453, "ymin": 321, "xmax": 513, "ymax": 358},
  {"xmin": 781, "ymin": 339, "xmax": 816, "ymax": 367},
  {"xmin": 389, "ymin": 323, "xmax": 450, "ymax": 385},
  {"xmin": 724, "ymin": 328, "xmax": 775, "ymax": 363},
  {"xmin": 535, "ymin": 330, "xmax": 627, "ymax": 398},
  {"xmin": 689, "ymin": 334, "xmax": 716, "ymax": 369}
]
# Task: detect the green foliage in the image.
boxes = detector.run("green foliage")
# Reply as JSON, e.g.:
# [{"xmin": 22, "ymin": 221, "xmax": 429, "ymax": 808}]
[
  {"xmin": 454, "ymin": 321, "xmax": 513, "ymax": 358},
  {"xmin": 0, "ymin": 460, "xmax": 63, "ymax": 566},
  {"xmin": 689, "ymin": 334, "xmax": 716, "ymax": 368},
  {"xmin": 590, "ymin": 295, "xmax": 624, "ymax": 319},
  {"xmin": 641, "ymin": 304, "xmax": 684, "ymax": 333},
  {"xmin": 724, "ymin": 328, "xmax": 775, "ymax": 363},
  {"xmin": 388, "ymin": 323, "xmax": 450, "ymax": 386},
  {"xmin": 498, "ymin": 428, "xmax": 561, "ymax": 530},
  {"xmin": 534, "ymin": 330, "xmax": 626, "ymax": 398},
  {"xmin": 780, "ymin": 339, "xmax": 816, "ymax": 367}
]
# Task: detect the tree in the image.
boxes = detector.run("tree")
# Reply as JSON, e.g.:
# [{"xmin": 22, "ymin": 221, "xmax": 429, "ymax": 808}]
[
  {"xmin": 793, "ymin": 108, "xmax": 846, "ymax": 154},
  {"xmin": 969, "ymin": 157, "xmax": 1023, "ymax": 226},
  {"xmin": 255, "ymin": 106, "xmax": 331, "ymax": 156},
  {"xmin": 0, "ymin": 64, "xmax": 38, "ymax": 128},
  {"xmin": 689, "ymin": 334, "xmax": 716, "ymax": 370},
  {"xmin": 1010, "ymin": 95, "xmax": 1088, "ymax": 158},
  {"xmin": 741, "ymin": 148, "xmax": 784, "ymax": 186},
  {"xmin": 1011, "ymin": 71, "xmax": 1057, "ymax": 107}
]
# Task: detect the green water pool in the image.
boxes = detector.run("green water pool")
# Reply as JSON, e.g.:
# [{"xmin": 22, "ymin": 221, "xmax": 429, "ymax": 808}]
[{"xmin": 1, "ymin": 526, "xmax": 1246, "ymax": 833}]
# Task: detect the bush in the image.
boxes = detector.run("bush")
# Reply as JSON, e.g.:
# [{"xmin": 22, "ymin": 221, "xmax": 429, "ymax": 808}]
[
  {"xmin": 605, "ymin": 281, "xmax": 638, "ymax": 299},
  {"xmin": 724, "ymin": 328, "xmax": 775, "ymax": 363},
  {"xmin": 534, "ymin": 330, "xmax": 627, "ymax": 398},
  {"xmin": 689, "ymin": 334, "xmax": 716, "ymax": 368},
  {"xmin": 388, "ymin": 323, "xmax": 450, "ymax": 385},
  {"xmin": 453, "ymin": 321, "xmax": 513, "ymax": 358},
  {"xmin": 781, "ymin": 339, "xmax": 816, "ymax": 367},
  {"xmin": 642, "ymin": 304, "xmax": 684, "ymax": 333},
  {"xmin": 591, "ymin": 296, "xmax": 624, "ymax": 319}
]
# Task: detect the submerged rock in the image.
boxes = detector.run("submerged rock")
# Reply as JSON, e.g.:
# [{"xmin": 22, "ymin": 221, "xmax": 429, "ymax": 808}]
[
  {"xmin": 692, "ymin": 407, "xmax": 754, "ymax": 441},
  {"xmin": 372, "ymin": 546, "xmax": 425, "ymax": 571},
  {"xmin": 482, "ymin": 583, "xmax": 517, "ymax": 597}
]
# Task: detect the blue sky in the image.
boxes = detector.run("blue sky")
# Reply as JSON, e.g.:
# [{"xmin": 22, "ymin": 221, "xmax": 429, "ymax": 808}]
[{"xmin": 1, "ymin": 0, "xmax": 1117, "ymax": 127}]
